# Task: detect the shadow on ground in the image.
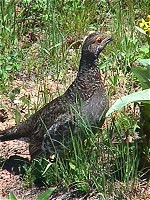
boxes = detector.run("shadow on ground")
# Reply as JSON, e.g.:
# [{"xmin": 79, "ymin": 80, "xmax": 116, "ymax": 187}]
[{"xmin": 2, "ymin": 155, "xmax": 30, "ymax": 175}]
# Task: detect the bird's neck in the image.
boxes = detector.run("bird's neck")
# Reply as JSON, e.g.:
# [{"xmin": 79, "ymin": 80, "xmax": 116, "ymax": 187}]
[
  {"xmin": 78, "ymin": 51, "xmax": 97, "ymax": 74},
  {"xmin": 65, "ymin": 51, "xmax": 102, "ymax": 101},
  {"xmin": 66, "ymin": 59, "xmax": 102, "ymax": 101}
]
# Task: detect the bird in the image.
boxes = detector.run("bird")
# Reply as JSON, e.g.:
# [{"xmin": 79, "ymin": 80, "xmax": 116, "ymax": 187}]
[{"xmin": 0, "ymin": 32, "xmax": 112, "ymax": 160}]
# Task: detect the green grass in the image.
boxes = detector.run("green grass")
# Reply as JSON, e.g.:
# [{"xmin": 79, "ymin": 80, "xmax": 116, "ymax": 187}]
[
  {"xmin": 0, "ymin": 0, "xmax": 150, "ymax": 199},
  {"xmin": 22, "ymin": 112, "xmax": 140, "ymax": 199}
]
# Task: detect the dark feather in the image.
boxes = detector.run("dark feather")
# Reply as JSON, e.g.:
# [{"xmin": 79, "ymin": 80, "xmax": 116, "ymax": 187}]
[{"xmin": 0, "ymin": 32, "xmax": 112, "ymax": 159}]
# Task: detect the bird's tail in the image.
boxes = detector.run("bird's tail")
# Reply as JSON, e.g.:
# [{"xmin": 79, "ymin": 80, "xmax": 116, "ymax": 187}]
[{"xmin": 0, "ymin": 122, "xmax": 30, "ymax": 142}]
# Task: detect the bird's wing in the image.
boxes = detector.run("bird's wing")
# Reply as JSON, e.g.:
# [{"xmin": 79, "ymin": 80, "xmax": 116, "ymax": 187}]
[
  {"xmin": 29, "ymin": 141, "xmax": 43, "ymax": 160},
  {"xmin": 29, "ymin": 113, "xmax": 76, "ymax": 159}
]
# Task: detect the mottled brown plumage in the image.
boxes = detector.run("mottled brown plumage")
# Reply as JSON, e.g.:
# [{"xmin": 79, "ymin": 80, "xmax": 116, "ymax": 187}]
[
  {"xmin": 0, "ymin": 109, "xmax": 8, "ymax": 123},
  {"xmin": 0, "ymin": 32, "xmax": 112, "ymax": 159}
]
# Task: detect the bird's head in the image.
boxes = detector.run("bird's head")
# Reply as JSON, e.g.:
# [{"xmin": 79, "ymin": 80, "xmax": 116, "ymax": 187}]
[{"xmin": 82, "ymin": 32, "xmax": 112, "ymax": 58}]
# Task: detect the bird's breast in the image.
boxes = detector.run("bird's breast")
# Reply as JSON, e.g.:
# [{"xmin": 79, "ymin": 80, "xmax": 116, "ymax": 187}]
[{"xmin": 81, "ymin": 88, "xmax": 108, "ymax": 125}]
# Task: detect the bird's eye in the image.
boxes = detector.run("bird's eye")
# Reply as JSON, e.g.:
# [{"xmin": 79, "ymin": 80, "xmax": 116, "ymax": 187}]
[{"xmin": 95, "ymin": 36, "xmax": 102, "ymax": 43}]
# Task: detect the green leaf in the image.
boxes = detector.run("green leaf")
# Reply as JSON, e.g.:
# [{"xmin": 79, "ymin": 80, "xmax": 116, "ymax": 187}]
[
  {"xmin": 42, "ymin": 162, "xmax": 53, "ymax": 175},
  {"xmin": 5, "ymin": 65, "xmax": 13, "ymax": 71},
  {"xmin": 139, "ymin": 45, "xmax": 149, "ymax": 54},
  {"xmin": 8, "ymin": 193, "xmax": 17, "ymax": 200},
  {"xmin": 69, "ymin": 162, "xmax": 76, "ymax": 170},
  {"xmin": 132, "ymin": 66, "xmax": 150, "ymax": 89},
  {"xmin": 106, "ymin": 89, "xmax": 150, "ymax": 117},
  {"xmin": 36, "ymin": 187, "xmax": 56, "ymax": 200},
  {"xmin": 138, "ymin": 59, "xmax": 150, "ymax": 66},
  {"xmin": 135, "ymin": 26, "xmax": 146, "ymax": 35}
]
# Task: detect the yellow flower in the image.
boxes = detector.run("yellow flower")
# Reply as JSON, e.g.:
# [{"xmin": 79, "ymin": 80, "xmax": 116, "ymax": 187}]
[
  {"xmin": 139, "ymin": 22, "xmax": 145, "ymax": 28},
  {"xmin": 145, "ymin": 22, "xmax": 150, "ymax": 28},
  {"xmin": 146, "ymin": 15, "xmax": 150, "ymax": 22},
  {"xmin": 137, "ymin": 16, "xmax": 150, "ymax": 36},
  {"xmin": 146, "ymin": 27, "xmax": 150, "ymax": 36}
]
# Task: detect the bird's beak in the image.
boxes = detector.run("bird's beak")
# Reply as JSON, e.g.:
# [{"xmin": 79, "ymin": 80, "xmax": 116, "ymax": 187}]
[{"xmin": 102, "ymin": 35, "xmax": 113, "ymax": 45}]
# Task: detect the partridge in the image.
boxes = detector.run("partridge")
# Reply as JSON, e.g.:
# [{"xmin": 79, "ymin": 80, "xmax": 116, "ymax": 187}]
[{"xmin": 0, "ymin": 32, "xmax": 112, "ymax": 159}]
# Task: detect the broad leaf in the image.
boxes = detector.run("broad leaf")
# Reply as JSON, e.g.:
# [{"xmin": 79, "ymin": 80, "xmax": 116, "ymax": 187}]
[
  {"xmin": 135, "ymin": 26, "xmax": 146, "ymax": 35},
  {"xmin": 138, "ymin": 59, "xmax": 150, "ymax": 67},
  {"xmin": 132, "ymin": 66, "xmax": 150, "ymax": 89},
  {"xmin": 106, "ymin": 89, "xmax": 150, "ymax": 117},
  {"xmin": 36, "ymin": 187, "xmax": 56, "ymax": 200}
]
